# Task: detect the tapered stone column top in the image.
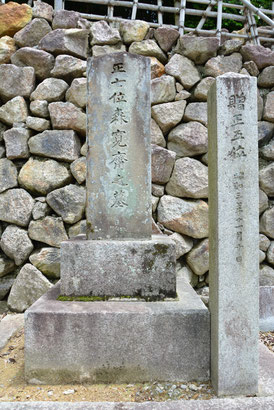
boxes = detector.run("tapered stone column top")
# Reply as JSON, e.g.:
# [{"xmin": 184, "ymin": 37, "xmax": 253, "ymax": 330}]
[{"xmin": 86, "ymin": 52, "xmax": 151, "ymax": 240}]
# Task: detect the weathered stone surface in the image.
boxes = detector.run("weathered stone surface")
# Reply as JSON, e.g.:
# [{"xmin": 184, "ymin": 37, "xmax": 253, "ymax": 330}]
[
  {"xmin": 0, "ymin": 97, "xmax": 28, "ymax": 126},
  {"xmin": 151, "ymin": 195, "xmax": 159, "ymax": 213},
  {"xmin": 29, "ymin": 247, "xmax": 60, "ymax": 279},
  {"xmin": 220, "ymin": 39, "xmax": 242, "ymax": 56},
  {"xmin": 14, "ymin": 18, "xmax": 52, "ymax": 48},
  {"xmin": 158, "ymin": 195, "xmax": 209, "ymax": 238},
  {"xmin": 80, "ymin": 142, "xmax": 87, "ymax": 156},
  {"xmin": 260, "ymin": 234, "xmax": 271, "ymax": 252},
  {"xmin": 7, "ymin": 263, "xmax": 52, "ymax": 312},
  {"xmin": 0, "ymin": 188, "xmax": 34, "ymax": 227},
  {"xmin": 0, "ymin": 252, "xmax": 15, "ymax": 278},
  {"xmin": 0, "ymin": 123, "xmax": 7, "ymax": 141},
  {"xmin": 260, "ymin": 249, "xmax": 266, "ymax": 263},
  {"xmin": 90, "ymin": 21, "xmax": 121, "ymax": 46},
  {"xmin": 260, "ymin": 207, "xmax": 274, "ymax": 239},
  {"xmin": 151, "ymin": 75, "xmax": 176, "ymax": 105},
  {"xmin": 65, "ymin": 78, "xmax": 87, "ymax": 109},
  {"xmin": 165, "ymin": 54, "xmax": 201, "ymax": 90},
  {"xmin": 194, "ymin": 77, "xmax": 215, "ymax": 101},
  {"xmin": 46, "ymin": 184, "xmax": 86, "ymax": 224},
  {"xmin": 86, "ymin": 53, "xmax": 151, "ymax": 240},
  {"xmin": 151, "ymin": 100, "xmax": 186, "ymax": 134},
  {"xmin": 179, "ymin": 36, "xmax": 219, "ymax": 64},
  {"xmin": 166, "ymin": 157, "xmax": 208, "ymax": 198},
  {"xmin": 243, "ymin": 60, "xmax": 259, "ymax": 77},
  {"xmin": 61, "ymin": 236, "xmax": 176, "ymax": 298},
  {"xmin": 151, "ymin": 118, "xmax": 166, "ymax": 147},
  {"xmin": 0, "ymin": 273, "xmax": 16, "ymax": 300},
  {"xmin": 32, "ymin": 199, "xmax": 50, "ymax": 220},
  {"xmin": 260, "ymin": 264, "xmax": 274, "ymax": 286},
  {"xmin": 0, "ymin": 36, "xmax": 16, "ymax": 64},
  {"xmin": 30, "ymin": 78, "xmax": 69, "ymax": 102},
  {"xmin": 0, "ymin": 64, "xmax": 35, "ymax": 101},
  {"xmin": 11, "ymin": 47, "xmax": 54, "ymax": 80},
  {"xmin": 151, "ymin": 145, "xmax": 176, "ymax": 184},
  {"xmin": 168, "ymin": 121, "xmax": 208, "ymax": 157},
  {"xmin": 19, "ymin": 158, "xmax": 71, "ymax": 195},
  {"xmin": 150, "ymin": 57, "xmax": 165, "ymax": 79},
  {"xmin": 92, "ymin": 43, "xmax": 126, "ymax": 57},
  {"xmin": 175, "ymin": 90, "xmax": 191, "ymax": 101},
  {"xmin": 0, "ymin": 158, "xmax": 18, "ymax": 193},
  {"xmin": 129, "ymin": 40, "xmax": 167, "ymax": 64},
  {"xmin": 208, "ymin": 74, "xmax": 259, "ymax": 396},
  {"xmin": 258, "ymin": 66, "xmax": 274, "ymax": 88},
  {"xmin": 49, "ymin": 102, "xmax": 86, "ymax": 136},
  {"xmin": 152, "ymin": 184, "xmax": 165, "ymax": 197},
  {"xmin": 241, "ymin": 44, "xmax": 274, "ymax": 70},
  {"xmin": 68, "ymin": 219, "xmax": 87, "ymax": 238},
  {"xmin": 28, "ymin": 130, "xmax": 81, "ymax": 162},
  {"xmin": 186, "ymin": 238, "xmax": 209, "ymax": 276},
  {"xmin": 259, "ymin": 163, "xmax": 274, "ymax": 196},
  {"xmin": 260, "ymin": 138, "xmax": 274, "ymax": 161},
  {"xmin": 52, "ymin": 10, "xmax": 81, "ymax": 29},
  {"xmin": 257, "ymin": 91, "xmax": 264, "ymax": 121},
  {"xmin": 259, "ymin": 189, "xmax": 268, "ymax": 214},
  {"xmin": 0, "ymin": 225, "xmax": 33, "ymax": 266},
  {"xmin": 28, "ymin": 216, "xmax": 68, "ymax": 247},
  {"xmin": 70, "ymin": 157, "xmax": 86, "ymax": 184},
  {"xmin": 184, "ymin": 102, "xmax": 207, "ymax": 126},
  {"xmin": 50, "ymin": 54, "xmax": 87, "ymax": 81},
  {"xmin": 39, "ymin": 28, "xmax": 89, "ymax": 59},
  {"xmin": 267, "ymin": 241, "xmax": 274, "ymax": 266},
  {"xmin": 154, "ymin": 27, "xmax": 179, "ymax": 53},
  {"xmin": 263, "ymin": 92, "xmax": 274, "ymax": 123},
  {"xmin": 26, "ymin": 116, "xmax": 50, "ymax": 132},
  {"xmin": 204, "ymin": 53, "xmax": 242, "ymax": 77},
  {"xmin": 119, "ymin": 20, "xmax": 149, "ymax": 44},
  {"xmin": 0, "ymin": 144, "xmax": 5, "ymax": 158},
  {"xmin": 3, "ymin": 127, "xmax": 30, "ymax": 159},
  {"xmin": 0, "ymin": 2, "xmax": 32, "ymax": 37},
  {"xmin": 29, "ymin": 100, "xmax": 49, "ymax": 118},
  {"xmin": 32, "ymin": 1, "xmax": 53, "ymax": 22},
  {"xmin": 258, "ymin": 121, "xmax": 274, "ymax": 146},
  {"xmin": 169, "ymin": 232, "xmax": 193, "ymax": 259}
]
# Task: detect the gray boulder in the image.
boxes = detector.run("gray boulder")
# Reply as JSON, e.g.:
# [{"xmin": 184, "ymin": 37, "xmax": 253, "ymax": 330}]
[
  {"xmin": 28, "ymin": 130, "xmax": 81, "ymax": 162},
  {"xmin": 29, "ymin": 247, "xmax": 60, "ymax": 279},
  {"xmin": 90, "ymin": 21, "xmax": 121, "ymax": 45},
  {"xmin": 151, "ymin": 100, "xmax": 186, "ymax": 134},
  {"xmin": 3, "ymin": 127, "xmax": 30, "ymax": 159},
  {"xmin": 0, "ymin": 188, "xmax": 34, "ymax": 227},
  {"xmin": 32, "ymin": 1, "xmax": 53, "ymax": 22},
  {"xmin": 259, "ymin": 189, "xmax": 268, "ymax": 215},
  {"xmin": 166, "ymin": 157, "xmax": 208, "ymax": 198},
  {"xmin": 92, "ymin": 43, "xmax": 126, "ymax": 57},
  {"xmin": 259, "ymin": 264, "xmax": 274, "ymax": 286},
  {"xmin": 186, "ymin": 238, "xmax": 209, "ymax": 276},
  {"xmin": 157, "ymin": 195, "xmax": 208, "ymax": 238},
  {"xmin": 154, "ymin": 27, "xmax": 179, "ymax": 53},
  {"xmin": 26, "ymin": 116, "xmax": 50, "ymax": 132},
  {"xmin": 259, "ymin": 163, "xmax": 274, "ymax": 196},
  {"xmin": 267, "ymin": 241, "xmax": 274, "ymax": 266},
  {"xmin": 52, "ymin": 10, "xmax": 81, "ymax": 29},
  {"xmin": 0, "ymin": 64, "xmax": 35, "ymax": 101},
  {"xmin": 260, "ymin": 234, "xmax": 270, "ymax": 252},
  {"xmin": 204, "ymin": 53, "xmax": 242, "ymax": 77},
  {"xmin": 68, "ymin": 219, "xmax": 87, "ymax": 238},
  {"xmin": 179, "ymin": 36, "xmax": 219, "ymax": 64},
  {"xmin": 263, "ymin": 92, "xmax": 274, "ymax": 123},
  {"xmin": 165, "ymin": 54, "xmax": 201, "ymax": 90},
  {"xmin": 14, "ymin": 18, "xmax": 52, "ymax": 47},
  {"xmin": 241, "ymin": 44, "xmax": 274, "ymax": 70},
  {"xmin": 151, "ymin": 75, "xmax": 176, "ymax": 105},
  {"xmin": 38, "ymin": 28, "xmax": 89, "ymax": 59},
  {"xmin": 30, "ymin": 78, "xmax": 69, "ymax": 102},
  {"xmin": 151, "ymin": 119, "xmax": 166, "ymax": 147},
  {"xmin": 30, "ymin": 100, "xmax": 49, "ymax": 118},
  {"xmin": 260, "ymin": 138, "xmax": 274, "ymax": 161},
  {"xmin": 0, "ymin": 252, "xmax": 15, "ymax": 278},
  {"xmin": 70, "ymin": 157, "xmax": 86, "ymax": 184},
  {"xmin": 169, "ymin": 232, "xmax": 193, "ymax": 259},
  {"xmin": 193, "ymin": 77, "xmax": 215, "ymax": 101},
  {"xmin": 0, "ymin": 158, "xmax": 18, "ymax": 193},
  {"xmin": 32, "ymin": 199, "xmax": 50, "ymax": 220},
  {"xmin": 0, "ymin": 97, "xmax": 28, "ymax": 125},
  {"xmin": 183, "ymin": 102, "xmax": 207, "ymax": 126},
  {"xmin": 0, "ymin": 273, "xmax": 16, "ymax": 300},
  {"xmin": 7, "ymin": 263, "xmax": 52, "ymax": 312},
  {"xmin": 168, "ymin": 121, "xmax": 208, "ymax": 157},
  {"xmin": 11, "ymin": 47, "xmax": 55, "ymax": 80},
  {"xmin": 260, "ymin": 207, "xmax": 274, "ymax": 239},
  {"xmin": 258, "ymin": 66, "xmax": 274, "ymax": 88},
  {"xmin": 18, "ymin": 157, "xmax": 71, "ymax": 195},
  {"xmin": 119, "ymin": 20, "xmax": 149, "ymax": 44},
  {"xmin": 129, "ymin": 40, "xmax": 167, "ymax": 64},
  {"xmin": 0, "ymin": 225, "xmax": 33, "ymax": 266},
  {"xmin": 151, "ymin": 145, "xmax": 176, "ymax": 184},
  {"xmin": 51, "ymin": 55, "xmax": 87, "ymax": 81},
  {"xmin": 66, "ymin": 78, "xmax": 87, "ymax": 109},
  {"xmin": 28, "ymin": 216, "xmax": 68, "ymax": 247},
  {"xmin": 46, "ymin": 184, "xmax": 86, "ymax": 224},
  {"xmin": 49, "ymin": 102, "xmax": 86, "ymax": 136}
]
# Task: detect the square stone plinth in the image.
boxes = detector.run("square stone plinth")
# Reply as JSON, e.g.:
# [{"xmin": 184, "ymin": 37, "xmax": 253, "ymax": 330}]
[
  {"xmin": 60, "ymin": 235, "xmax": 176, "ymax": 298},
  {"xmin": 24, "ymin": 277, "xmax": 210, "ymax": 384}
]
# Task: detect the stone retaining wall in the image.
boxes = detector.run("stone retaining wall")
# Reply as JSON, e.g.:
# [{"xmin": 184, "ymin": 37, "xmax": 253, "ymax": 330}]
[{"xmin": 0, "ymin": 1, "xmax": 273, "ymax": 312}]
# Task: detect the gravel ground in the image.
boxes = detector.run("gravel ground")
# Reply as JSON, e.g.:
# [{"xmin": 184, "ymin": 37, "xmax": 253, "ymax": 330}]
[{"xmin": 0, "ymin": 324, "xmax": 273, "ymax": 403}]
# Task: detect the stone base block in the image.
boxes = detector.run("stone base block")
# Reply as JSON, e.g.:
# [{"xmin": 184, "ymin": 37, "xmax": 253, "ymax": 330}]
[
  {"xmin": 60, "ymin": 235, "xmax": 176, "ymax": 298},
  {"xmin": 24, "ymin": 277, "xmax": 210, "ymax": 384},
  {"xmin": 260, "ymin": 286, "xmax": 274, "ymax": 331}
]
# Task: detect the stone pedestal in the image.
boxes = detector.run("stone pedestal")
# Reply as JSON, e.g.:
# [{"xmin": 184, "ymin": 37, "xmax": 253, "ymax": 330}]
[
  {"xmin": 24, "ymin": 277, "xmax": 210, "ymax": 384},
  {"xmin": 60, "ymin": 235, "xmax": 176, "ymax": 298}
]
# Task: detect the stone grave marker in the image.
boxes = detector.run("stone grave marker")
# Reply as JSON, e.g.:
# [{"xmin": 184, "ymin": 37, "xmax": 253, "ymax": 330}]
[
  {"xmin": 60, "ymin": 53, "xmax": 176, "ymax": 298},
  {"xmin": 208, "ymin": 73, "xmax": 259, "ymax": 396}
]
